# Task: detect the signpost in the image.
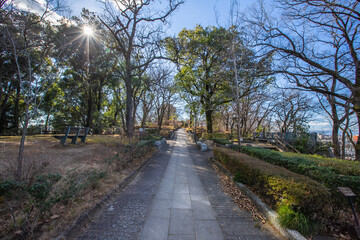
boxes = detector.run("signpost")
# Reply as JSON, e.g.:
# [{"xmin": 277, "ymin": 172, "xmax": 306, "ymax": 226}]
[{"xmin": 338, "ymin": 187, "xmax": 360, "ymax": 239}]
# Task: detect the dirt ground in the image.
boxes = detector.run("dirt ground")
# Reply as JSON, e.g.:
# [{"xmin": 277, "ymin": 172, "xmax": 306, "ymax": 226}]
[{"xmin": 0, "ymin": 135, "xmax": 157, "ymax": 239}]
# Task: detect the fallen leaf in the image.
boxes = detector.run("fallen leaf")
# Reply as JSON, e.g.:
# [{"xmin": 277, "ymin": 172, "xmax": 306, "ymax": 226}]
[
  {"xmin": 50, "ymin": 215, "xmax": 60, "ymax": 220},
  {"xmin": 213, "ymin": 163, "xmax": 266, "ymax": 224}
]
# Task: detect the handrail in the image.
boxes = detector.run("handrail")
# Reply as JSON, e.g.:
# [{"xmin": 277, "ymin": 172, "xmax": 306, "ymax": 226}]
[{"xmin": 273, "ymin": 136, "xmax": 301, "ymax": 154}]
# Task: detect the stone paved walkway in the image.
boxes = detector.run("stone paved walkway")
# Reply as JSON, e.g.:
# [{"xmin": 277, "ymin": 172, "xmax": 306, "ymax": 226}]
[
  {"xmin": 78, "ymin": 140, "xmax": 174, "ymax": 239},
  {"xmin": 77, "ymin": 129, "xmax": 278, "ymax": 240},
  {"xmin": 187, "ymin": 135, "xmax": 278, "ymax": 240}
]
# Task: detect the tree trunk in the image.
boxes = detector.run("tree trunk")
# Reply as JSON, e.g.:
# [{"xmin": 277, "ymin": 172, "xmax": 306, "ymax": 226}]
[
  {"xmin": 332, "ymin": 120, "xmax": 341, "ymax": 158},
  {"xmin": 243, "ymin": 117, "xmax": 248, "ymax": 138},
  {"xmin": 124, "ymin": 53, "xmax": 134, "ymax": 138},
  {"xmin": 141, "ymin": 106, "xmax": 149, "ymax": 128},
  {"xmin": 355, "ymin": 112, "xmax": 360, "ymax": 161},
  {"xmin": 13, "ymin": 83, "xmax": 21, "ymax": 134},
  {"xmin": 157, "ymin": 105, "xmax": 166, "ymax": 134},
  {"xmin": 45, "ymin": 112, "xmax": 51, "ymax": 132},
  {"xmin": 16, "ymin": 107, "xmax": 30, "ymax": 181},
  {"xmin": 86, "ymin": 92, "xmax": 94, "ymax": 128},
  {"xmin": 133, "ymin": 97, "xmax": 140, "ymax": 129},
  {"xmin": 230, "ymin": 120, "xmax": 235, "ymax": 140},
  {"xmin": 113, "ymin": 110, "xmax": 118, "ymax": 127},
  {"xmin": 0, "ymin": 93, "xmax": 9, "ymax": 132},
  {"xmin": 341, "ymin": 129, "xmax": 346, "ymax": 159},
  {"xmin": 125, "ymin": 86, "xmax": 134, "ymax": 138},
  {"xmin": 205, "ymin": 109, "xmax": 213, "ymax": 134},
  {"xmin": 189, "ymin": 109, "xmax": 193, "ymax": 128},
  {"xmin": 194, "ymin": 113, "xmax": 197, "ymax": 142},
  {"xmin": 225, "ymin": 115, "xmax": 229, "ymax": 132}
]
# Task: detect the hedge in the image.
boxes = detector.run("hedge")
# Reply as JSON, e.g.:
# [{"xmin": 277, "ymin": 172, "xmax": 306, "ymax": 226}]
[
  {"xmin": 234, "ymin": 146, "xmax": 360, "ymax": 205},
  {"xmin": 213, "ymin": 138, "xmax": 232, "ymax": 145},
  {"xmin": 140, "ymin": 134, "xmax": 163, "ymax": 141},
  {"xmin": 213, "ymin": 147, "xmax": 330, "ymax": 234}
]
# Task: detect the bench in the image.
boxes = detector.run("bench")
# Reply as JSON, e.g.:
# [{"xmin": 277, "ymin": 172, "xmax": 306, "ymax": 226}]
[{"xmin": 54, "ymin": 126, "xmax": 90, "ymax": 145}]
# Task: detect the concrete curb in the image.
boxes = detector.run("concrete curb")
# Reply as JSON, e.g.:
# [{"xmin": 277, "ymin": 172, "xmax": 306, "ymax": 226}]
[
  {"xmin": 55, "ymin": 149, "xmax": 162, "ymax": 240},
  {"xmin": 209, "ymin": 157, "xmax": 307, "ymax": 240}
]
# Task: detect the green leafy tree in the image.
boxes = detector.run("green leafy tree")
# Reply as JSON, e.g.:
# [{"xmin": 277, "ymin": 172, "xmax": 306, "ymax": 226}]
[
  {"xmin": 165, "ymin": 25, "xmax": 234, "ymax": 134},
  {"xmin": 0, "ymin": 5, "xmax": 64, "ymax": 180},
  {"xmin": 165, "ymin": 25, "xmax": 272, "ymax": 134},
  {"xmin": 53, "ymin": 9, "xmax": 116, "ymax": 133},
  {"xmin": 99, "ymin": 0, "xmax": 182, "ymax": 137}
]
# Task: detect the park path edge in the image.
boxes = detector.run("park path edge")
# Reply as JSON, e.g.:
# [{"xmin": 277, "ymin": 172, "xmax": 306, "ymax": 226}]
[
  {"xmin": 209, "ymin": 156, "xmax": 307, "ymax": 240},
  {"xmin": 54, "ymin": 147, "xmax": 166, "ymax": 240}
]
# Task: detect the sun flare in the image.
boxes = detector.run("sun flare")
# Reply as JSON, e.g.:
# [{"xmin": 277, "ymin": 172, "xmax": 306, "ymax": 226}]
[{"xmin": 83, "ymin": 26, "xmax": 94, "ymax": 36}]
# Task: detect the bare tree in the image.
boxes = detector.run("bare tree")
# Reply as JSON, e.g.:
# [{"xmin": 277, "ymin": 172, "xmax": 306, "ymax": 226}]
[
  {"xmin": 238, "ymin": 92, "xmax": 274, "ymax": 138},
  {"xmin": 139, "ymin": 84, "xmax": 155, "ymax": 128},
  {"xmin": 0, "ymin": 0, "xmax": 7, "ymax": 9},
  {"xmin": 99, "ymin": 0, "xmax": 183, "ymax": 138},
  {"xmin": 151, "ymin": 68, "xmax": 176, "ymax": 133},
  {"xmin": 317, "ymin": 92, "xmax": 353, "ymax": 158},
  {"xmin": 273, "ymin": 90, "xmax": 314, "ymax": 133},
  {"xmin": 245, "ymin": 0, "xmax": 360, "ymax": 159}
]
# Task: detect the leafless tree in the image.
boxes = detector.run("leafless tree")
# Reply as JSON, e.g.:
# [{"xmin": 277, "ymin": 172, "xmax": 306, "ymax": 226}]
[
  {"xmin": 139, "ymin": 85, "xmax": 155, "ymax": 128},
  {"xmin": 0, "ymin": 0, "xmax": 7, "ymax": 9},
  {"xmin": 273, "ymin": 90, "xmax": 314, "ymax": 133},
  {"xmin": 317, "ymin": 92, "xmax": 354, "ymax": 158},
  {"xmin": 245, "ymin": 0, "xmax": 360, "ymax": 159},
  {"xmin": 151, "ymin": 68, "xmax": 177, "ymax": 133},
  {"xmin": 339, "ymin": 108, "xmax": 358, "ymax": 159},
  {"xmin": 99, "ymin": 0, "xmax": 183, "ymax": 138},
  {"xmin": 238, "ymin": 92, "xmax": 274, "ymax": 138}
]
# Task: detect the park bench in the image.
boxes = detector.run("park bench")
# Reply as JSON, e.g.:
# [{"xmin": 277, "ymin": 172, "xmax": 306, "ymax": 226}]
[{"xmin": 54, "ymin": 126, "xmax": 90, "ymax": 145}]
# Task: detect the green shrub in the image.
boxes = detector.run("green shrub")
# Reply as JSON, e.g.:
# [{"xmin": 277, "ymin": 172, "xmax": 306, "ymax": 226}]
[
  {"xmin": 213, "ymin": 138, "xmax": 232, "ymax": 145},
  {"xmin": 134, "ymin": 140, "xmax": 153, "ymax": 158},
  {"xmin": 0, "ymin": 174, "xmax": 63, "ymax": 233},
  {"xmin": 278, "ymin": 204, "xmax": 314, "ymax": 236},
  {"xmin": 146, "ymin": 128, "xmax": 157, "ymax": 134},
  {"xmin": 234, "ymin": 146, "xmax": 360, "ymax": 205},
  {"xmin": 27, "ymin": 174, "xmax": 62, "ymax": 214},
  {"xmin": 201, "ymin": 132, "xmax": 213, "ymax": 140},
  {"xmin": 57, "ymin": 169, "xmax": 106, "ymax": 202},
  {"xmin": 159, "ymin": 130, "xmax": 170, "ymax": 138},
  {"xmin": 140, "ymin": 134, "xmax": 162, "ymax": 141},
  {"xmin": 88, "ymin": 171, "xmax": 107, "ymax": 189},
  {"xmin": 213, "ymin": 147, "xmax": 330, "ymax": 234}
]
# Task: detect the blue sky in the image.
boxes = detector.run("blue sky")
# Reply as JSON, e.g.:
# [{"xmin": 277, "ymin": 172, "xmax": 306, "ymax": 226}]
[
  {"xmin": 10, "ymin": 0, "xmax": 333, "ymax": 134},
  {"xmin": 67, "ymin": 0, "xmax": 332, "ymax": 133},
  {"xmin": 69, "ymin": 0, "xmax": 256, "ymax": 35}
]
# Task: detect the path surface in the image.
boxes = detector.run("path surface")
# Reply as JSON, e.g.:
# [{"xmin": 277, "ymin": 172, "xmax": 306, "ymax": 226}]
[{"xmin": 78, "ymin": 129, "xmax": 278, "ymax": 240}]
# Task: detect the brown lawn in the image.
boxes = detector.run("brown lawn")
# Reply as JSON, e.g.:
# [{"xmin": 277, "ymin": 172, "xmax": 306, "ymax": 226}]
[{"xmin": 0, "ymin": 134, "xmax": 157, "ymax": 239}]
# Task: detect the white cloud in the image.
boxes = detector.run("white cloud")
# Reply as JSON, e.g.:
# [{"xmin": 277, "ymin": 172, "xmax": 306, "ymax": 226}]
[
  {"xmin": 8, "ymin": 0, "xmax": 63, "ymax": 23},
  {"xmin": 309, "ymin": 121, "xmax": 330, "ymax": 126}
]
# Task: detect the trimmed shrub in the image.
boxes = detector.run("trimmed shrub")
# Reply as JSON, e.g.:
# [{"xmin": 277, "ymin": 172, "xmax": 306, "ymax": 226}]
[
  {"xmin": 213, "ymin": 147, "xmax": 330, "ymax": 235},
  {"xmin": 140, "ymin": 134, "xmax": 162, "ymax": 141},
  {"xmin": 213, "ymin": 138, "xmax": 232, "ymax": 145},
  {"xmin": 234, "ymin": 146, "xmax": 360, "ymax": 206}
]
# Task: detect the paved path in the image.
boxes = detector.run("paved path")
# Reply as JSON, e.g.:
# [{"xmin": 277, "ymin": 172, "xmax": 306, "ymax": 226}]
[
  {"xmin": 78, "ymin": 129, "xmax": 278, "ymax": 240},
  {"xmin": 78, "ymin": 140, "xmax": 174, "ymax": 240}
]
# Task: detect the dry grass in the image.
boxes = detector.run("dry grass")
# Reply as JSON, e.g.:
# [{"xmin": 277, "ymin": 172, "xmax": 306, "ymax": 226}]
[{"xmin": 0, "ymin": 134, "xmax": 157, "ymax": 239}]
